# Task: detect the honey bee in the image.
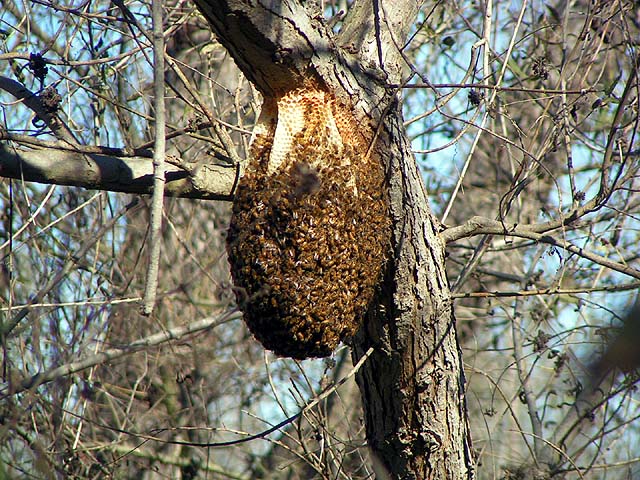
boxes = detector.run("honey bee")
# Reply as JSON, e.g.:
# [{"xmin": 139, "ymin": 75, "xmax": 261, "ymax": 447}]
[{"xmin": 226, "ymin": 85, "xmax": 390, "ymax": 359}]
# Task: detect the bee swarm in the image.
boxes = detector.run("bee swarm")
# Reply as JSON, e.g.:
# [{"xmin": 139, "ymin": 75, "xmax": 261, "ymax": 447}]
[{"xmin": 226, "ymin": 83, "xmax": 390, "ymax": 359}]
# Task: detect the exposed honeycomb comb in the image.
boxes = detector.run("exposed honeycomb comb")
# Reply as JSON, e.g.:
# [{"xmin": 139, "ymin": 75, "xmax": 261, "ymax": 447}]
[{"xmin": 226, "ymin": 81, "xmax": 389, "ymax": 359}]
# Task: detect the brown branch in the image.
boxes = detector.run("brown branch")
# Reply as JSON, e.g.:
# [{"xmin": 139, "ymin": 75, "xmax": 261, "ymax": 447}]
[
  {"xmin": 0, "ymin": 132, "xmax": 152, "ymax": 157},
  {"xmin": 442, "ymin": 216, "xmax": 640, "ymax": 280},
  {"xmin": 1, "ymin": 312, "xmax": 241, "ymax": 398},
  {"xmin": 451, "ymin": 281, "xmax": 640, "ymax": 299},
  {"xmin": 1, "ymin": 200, "xmax": 142, "ymax": 338},
  {"xmin": 0, "ymin": 75, "xmax": 78, "ymax": 145},
  {"xmin": 55, "ymin": 347, "xmax": 374, "ymax": 450},
  {"xmin": 598, "ymin": 67, "xmax": 639, "ymax": 203},
  {"xmin": 441, "ymin": 190, "xmax": 607, "ymax": 243},
  {"xmin": 0, "ymin": 142, "xmax": 237, "ymax": 200},
  {"xmin": 0, "ymin": 66, "xmax": 241, "ymax": 200},
  {"xmin": 91, "ymin": 444, "xmax": 246, "ymax": 479},
  {"xmin": 401, "ymin": 82, "xmax": 598, "ymax": 94}
]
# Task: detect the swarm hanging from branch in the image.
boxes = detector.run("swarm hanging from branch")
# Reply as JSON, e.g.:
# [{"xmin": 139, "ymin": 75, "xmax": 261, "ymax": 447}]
[{"xmin": 226, "ymin": 79, "xmax": 390, "ymax": 359}]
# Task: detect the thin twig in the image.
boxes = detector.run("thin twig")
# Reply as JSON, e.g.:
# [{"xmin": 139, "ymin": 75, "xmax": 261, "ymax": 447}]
[
  {"xmin": 0, "ymin": 131, "xmax": 151, "ymax": 157},
  {"xmin": 510, "ymin": 303, "xmax": 546, "ymax": 466},
  {"xmin": 451, "ymin": 281, "xmax": 640, "ymax": 299},
  {"xmin": 448, "ymin": 0, "xmax": 529, "ymax": 291},
  {"xmin": 597, "ymin": 64, "xmax": 639, "ymax": 204},
  {"xmin": 441, "ymin": 216, "xmax": 640, "ymax": 280},
  {"xmin": 1, "ymin": 200, "xmax": 141, "ymax": 337},
  {"xmin": 90, "ymin": 443, "xmax": 248, "ymax": 479},
  {"xmin": 59, "ymin": 347, "xmax": 375, "ymax": 448},
  {"xmin": 400, "ymin": 82, "xmax": 596, "ymax": 95}
]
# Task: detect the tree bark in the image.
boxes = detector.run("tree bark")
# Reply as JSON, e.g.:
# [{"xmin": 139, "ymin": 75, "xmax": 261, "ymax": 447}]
[
  {"xmin": 191, "ymin": 1, "xmax": 474, "ymax": 478},
  {"xmin": 352, "ymin": 103, "xmax": 474, "ymax": 479},
  {"xmin": 0, "ymin": 143, "xmax": 237, "ymax": 200}
]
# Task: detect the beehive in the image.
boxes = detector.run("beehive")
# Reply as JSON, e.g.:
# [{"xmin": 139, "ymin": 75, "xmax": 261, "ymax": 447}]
[{"xmin": 226, "ymin": 82, "xmax": 390, "ymax": 359}]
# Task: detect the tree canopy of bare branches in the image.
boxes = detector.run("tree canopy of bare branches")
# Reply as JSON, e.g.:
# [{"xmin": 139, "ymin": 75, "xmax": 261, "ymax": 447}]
[{"xmin": 1, "ymin": 1, "xmax": 639, "ymax": 479}]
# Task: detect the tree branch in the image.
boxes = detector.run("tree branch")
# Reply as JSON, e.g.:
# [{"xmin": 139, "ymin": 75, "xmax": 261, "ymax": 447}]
[
  {"xmin": 0, "ymin": 312, "xmax": 241, "ymax": 398},
  {"xmin": 441, "ymin": 216, "xmax": 640, "ymax": 280},
  {"xmin": 91, "ymin": 443, "xmax": 246, "ymax": 479},
  {"xmin": 0, "ymin": 75, "xmax": 78, "ymax": 145},
  {"xmin": 0, "ymin": 142, "xmax": 237, "ymax": 200},
  {"xmin": 141, "ymin": 0, "xmax": 168, "ymax": 315}
]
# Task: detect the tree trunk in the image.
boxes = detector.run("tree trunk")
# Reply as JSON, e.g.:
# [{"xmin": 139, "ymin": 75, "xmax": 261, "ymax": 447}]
[
  {"xmin": 351, "ymin": 102, "xmax": 474, "ymax": 479},
  {"xmin": 192, "ymin": 1, "xmax": 474, "ymax": 478}
]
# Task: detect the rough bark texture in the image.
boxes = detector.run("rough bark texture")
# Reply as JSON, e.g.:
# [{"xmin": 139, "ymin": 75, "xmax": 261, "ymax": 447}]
[
  {"xmin": 352, "ymin": 104, "xmax": 474, "ymax": 478},
  {"xmin": 192, "ymin": 1, "xmax": 474, "ymax": 478}
]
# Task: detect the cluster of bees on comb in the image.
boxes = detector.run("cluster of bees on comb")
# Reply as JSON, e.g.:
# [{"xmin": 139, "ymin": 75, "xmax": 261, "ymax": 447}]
[{"xmin": 226, "ymin": 81, "xmax": 390, "ymax": 359}]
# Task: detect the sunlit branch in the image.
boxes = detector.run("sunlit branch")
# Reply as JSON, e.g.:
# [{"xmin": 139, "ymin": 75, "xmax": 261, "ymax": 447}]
[
  {"xmin": 0, "ymin": 143, "xmax": 237, "ymax": 200},
  {"xmin": 442, "ymin": 216, "xmax": 640, "ymax": 280}
]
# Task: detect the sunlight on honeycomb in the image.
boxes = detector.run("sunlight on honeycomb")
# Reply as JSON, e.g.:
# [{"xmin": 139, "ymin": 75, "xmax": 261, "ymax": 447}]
[{"xmin": 227, "ymin": 82, "xmax": 390, "ymax": 359}]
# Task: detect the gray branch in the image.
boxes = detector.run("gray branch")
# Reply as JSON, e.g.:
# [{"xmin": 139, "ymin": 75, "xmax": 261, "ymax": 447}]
[
  {"xmin": 0, "ymin": 75, "xmax": 78, "ymax": 145},
  {"xmin": 441, "ymin": 216, "xmax": 640, "ymax": 280},
  {"xmin": 0, "ymin": 142, "xmax": 238, "ymax": 200}
]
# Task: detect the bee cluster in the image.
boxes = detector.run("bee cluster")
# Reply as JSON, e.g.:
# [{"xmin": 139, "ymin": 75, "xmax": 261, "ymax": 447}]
[{"xmin": 226, "ymin": 86, "xmax": 389, "ymax": 359}]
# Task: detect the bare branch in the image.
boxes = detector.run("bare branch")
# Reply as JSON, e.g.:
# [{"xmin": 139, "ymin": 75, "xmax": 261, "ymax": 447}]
[
  {"xmin": 0, "ymin": 75, "xmax": 78, "ymax": 145},
  {"xmin": 0, "ymin": 143, "xmax": 237, "ymax": 200},
  {"xmin": 1, "ymin": 312, "xmax": 241, "ymax": 398},
  {"xmin": 141, "ymin": 0, "xmax": 168, "ymax": 315},
  {"xmin": 63, "ymin": 346, "xmax": 375, "ymax": 448},
  {"xmin": 598, "ymin": 65, "xmax": 639, "ymax": 203},
  {"xmin": 90, "ymin": 443, "xmax": 246, "ymax": 479},
  {"xmin": 2, "ymin": 200, "xmax": 142, "ymax": 337},
  {"xmin": 441, "ymin": 216, "xmax": 640, "ymax": 280},
  {"xmin": 451, "ymin": 282, "xmax": 640, "ymax": 299}
]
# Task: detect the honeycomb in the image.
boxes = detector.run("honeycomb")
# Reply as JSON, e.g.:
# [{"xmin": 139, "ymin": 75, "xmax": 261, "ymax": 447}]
[{"xmin": 226, "ymin": 82, "xmax": 390, "ymax": 359}]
